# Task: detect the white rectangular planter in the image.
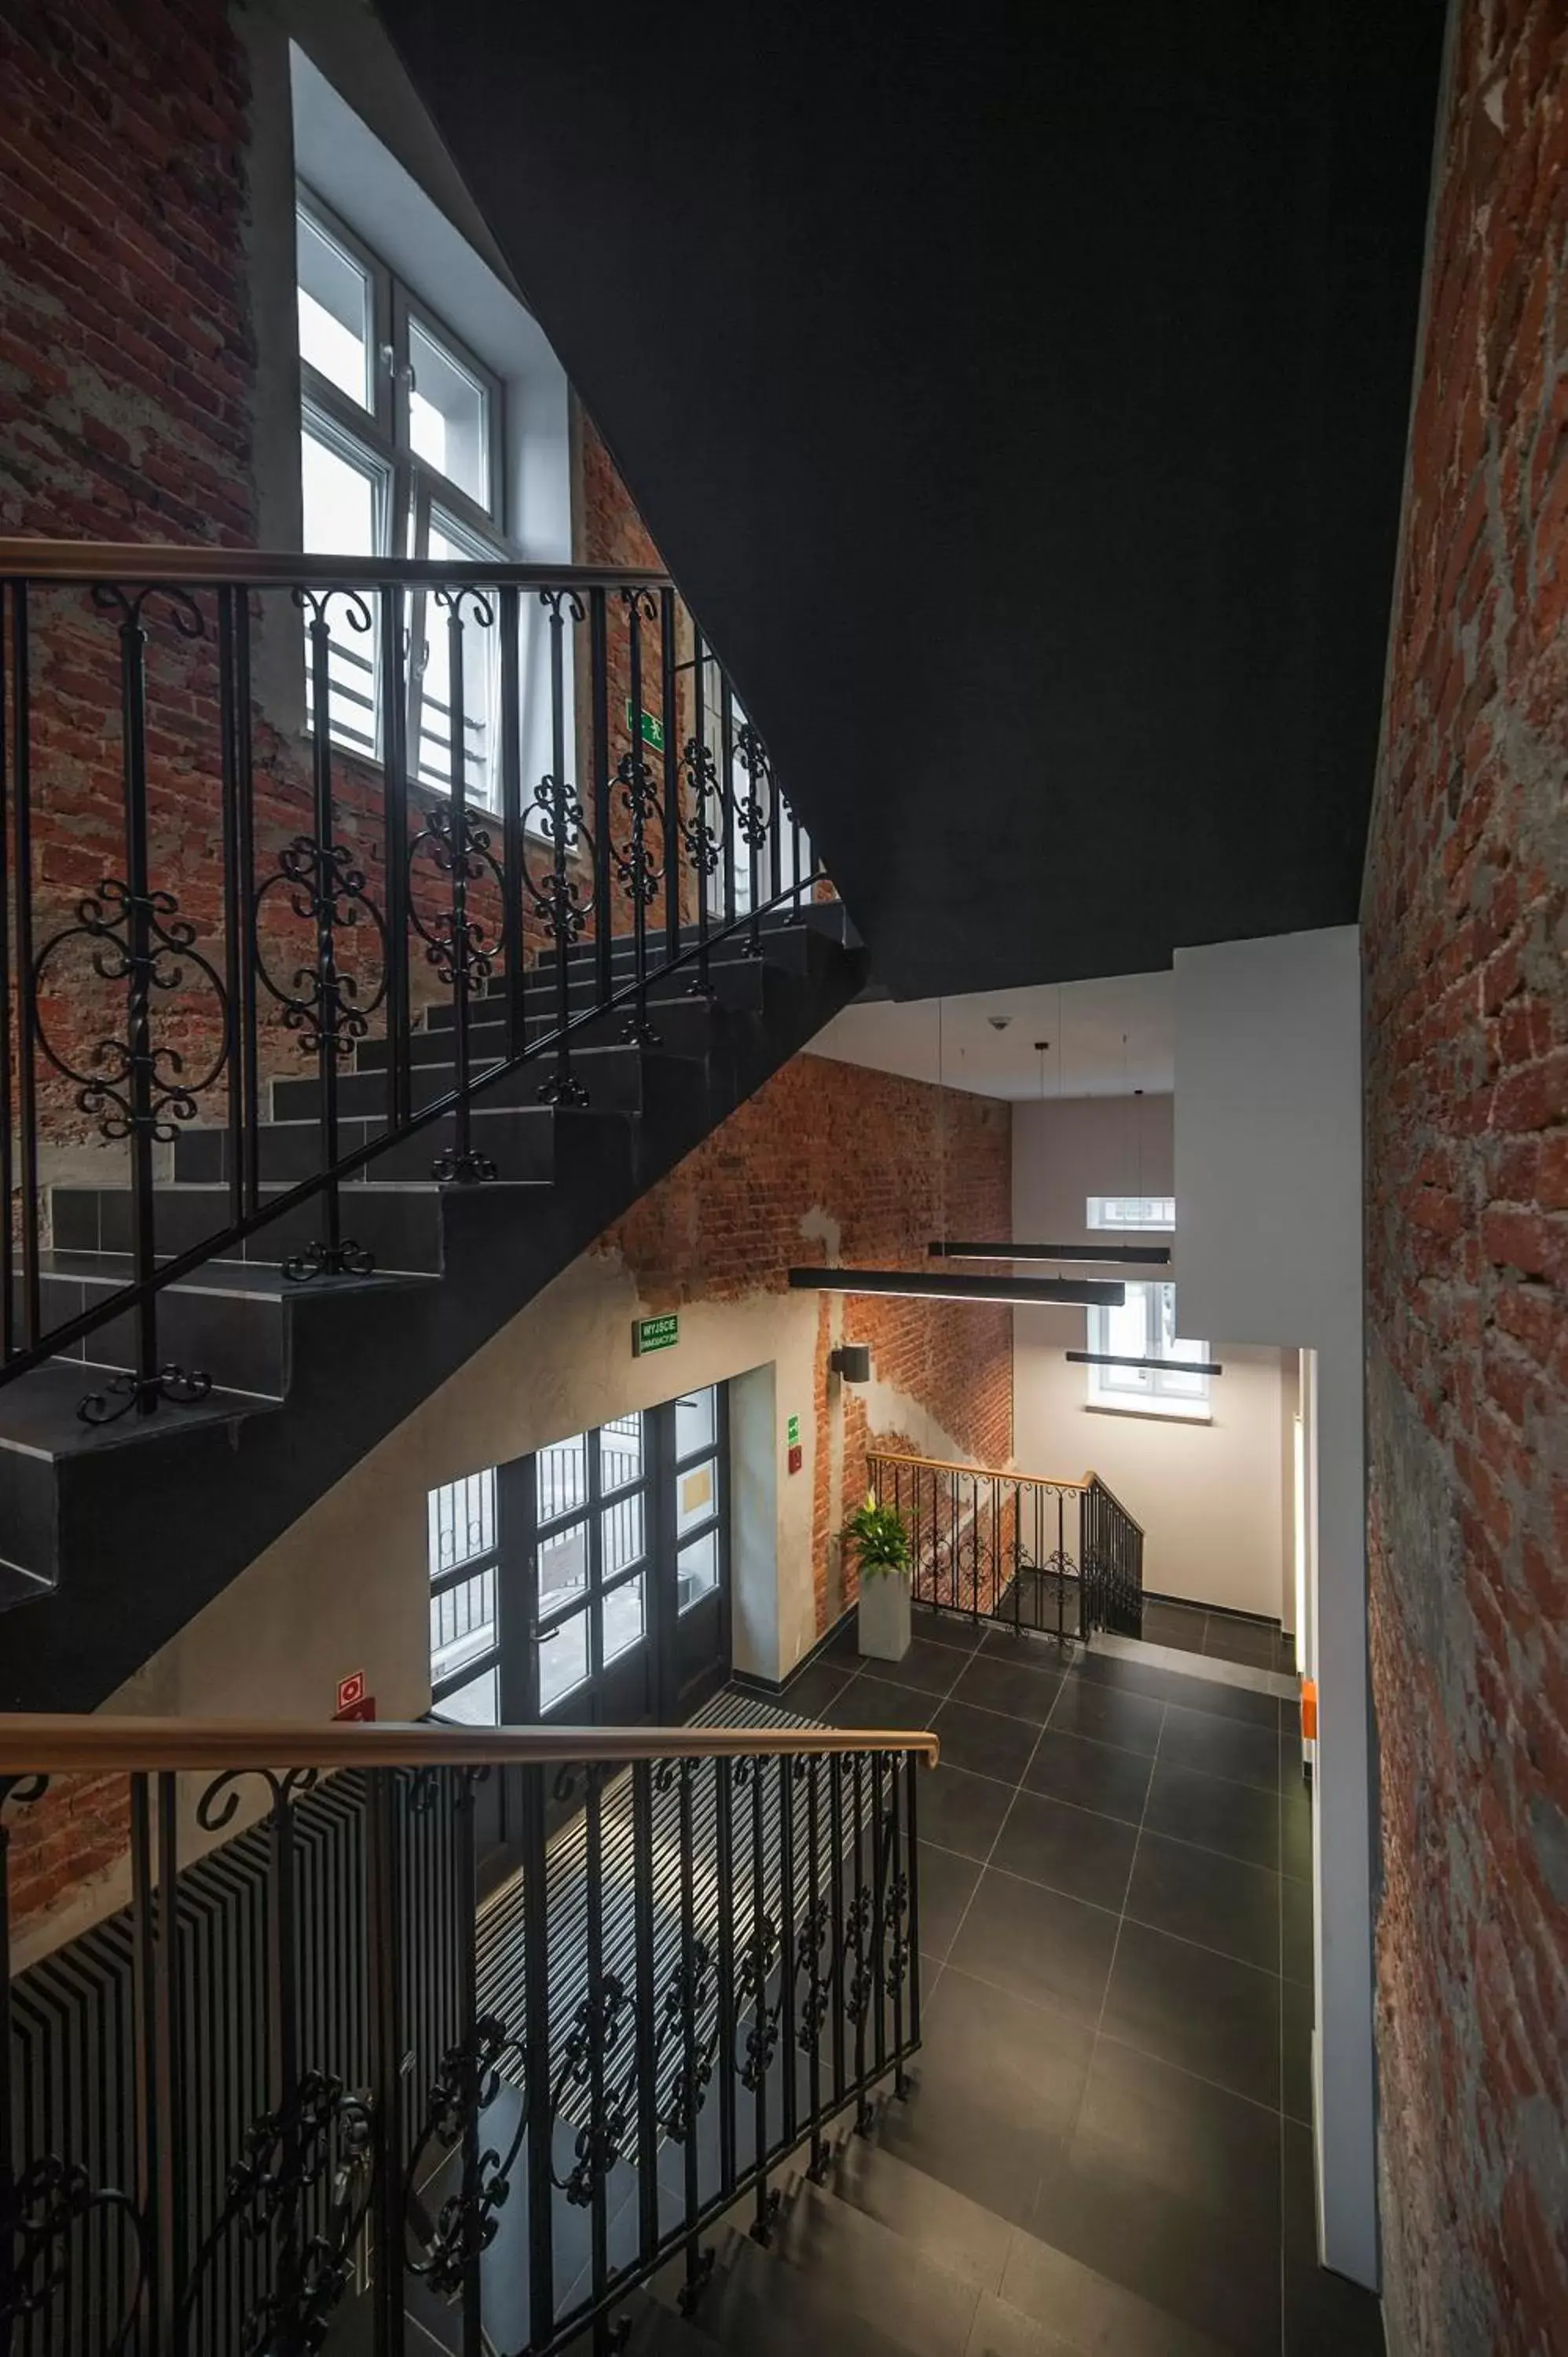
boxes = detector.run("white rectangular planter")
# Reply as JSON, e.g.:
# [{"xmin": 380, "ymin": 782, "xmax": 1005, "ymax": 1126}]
[{"xmin": 857, "ymin": 1570, "xmax": 912, "ymax": 1662}]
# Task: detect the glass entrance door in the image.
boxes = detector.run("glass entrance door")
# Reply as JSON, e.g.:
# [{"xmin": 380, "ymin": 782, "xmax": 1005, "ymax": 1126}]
[{"xmin": 526, "ymin": 1413, "xmax": 655, "ymax": 1725}]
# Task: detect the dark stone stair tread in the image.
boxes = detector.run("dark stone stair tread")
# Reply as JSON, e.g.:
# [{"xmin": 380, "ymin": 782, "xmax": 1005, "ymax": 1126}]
[
  {"xmin": 666, "ymin": 2244, "xmax": 924, "ymax": 2357},
  {"xmin": 751, "ymin": 2168, "xmax": 986, "ymax": 2357},
  {"xmin": 0, "ymin": 1359, "xmax": 274, "ymax": 1458},
  {"xmin": 35, "ymin": 1249, "xmax": 409, "ymax": 1302}
]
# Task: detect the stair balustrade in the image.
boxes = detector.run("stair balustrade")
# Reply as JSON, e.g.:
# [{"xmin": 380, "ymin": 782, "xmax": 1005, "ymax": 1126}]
[
  {"xmin": 0, "ymin": 543, "xmax": 830, "ymax": 1427},
  {"xmin": 0, "ymin": 1714, "xmax": 931, "ymax": 2353},
  {"xmin": 865, "ymin": 1450, "xmax": 1145, "ymax": 1642}
]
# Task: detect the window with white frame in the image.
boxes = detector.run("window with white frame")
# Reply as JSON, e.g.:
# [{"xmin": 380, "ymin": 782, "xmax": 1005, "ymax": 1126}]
[
  {"xmin": 1086, "ymin": 1195, "xmax": 1175, "ymax": 1231},
  {"xmin": 296, "ymin": 188, "xmax": 507, "ymax": 805},
  {"xmin": 1086, "ymin": 1281, "xmax": 1211, "ymax": 1416},
  {"xmin": 427, "ymin": 1465, "xmax": 501, "ymax": 1724}
]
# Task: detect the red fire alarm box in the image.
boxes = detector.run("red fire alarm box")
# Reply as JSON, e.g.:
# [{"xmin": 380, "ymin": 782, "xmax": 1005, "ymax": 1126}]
[
  {"xmin": 335, "ymin": 1670, "xmax": 375, "ymax": 1721},
  {"xmin": 787, "ymin": 1442, "xmax": 804, "ymax": 1475}
]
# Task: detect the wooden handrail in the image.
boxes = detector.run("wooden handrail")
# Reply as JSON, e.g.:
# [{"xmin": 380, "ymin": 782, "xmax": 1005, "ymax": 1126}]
[
  {"xmin": 0, "ymin": 1715, "xmax": 938, "ymax": 1773},
  {"xmin": 0, "ymin": 540, "xmax": 672, "ymax": 590},
  {"xmin": 865, "ymin": 1447, "xmax": 1089, "ymax": 1497}
]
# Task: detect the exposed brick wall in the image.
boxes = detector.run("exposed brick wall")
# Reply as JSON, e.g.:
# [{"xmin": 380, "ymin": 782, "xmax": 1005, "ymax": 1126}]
[
  {"xmin": 1362, "ymin": 5, "xmax": 1568, "ymax": 2349},
  {"xmin": 601, "ymin": 1053, "xmax": 1013, "ymax": 1630}
]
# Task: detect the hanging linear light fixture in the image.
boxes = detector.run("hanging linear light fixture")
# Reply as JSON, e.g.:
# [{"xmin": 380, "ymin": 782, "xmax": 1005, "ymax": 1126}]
[
  {"xmin": 788, "ymin": 1269, "xmax": 1126, "ymax": 1307},
  {"xmin": 1067, "ymin": 1350, "xmax": 1225, "ymax": 1376},
  {"xmin": 928, "ymin": 1239, "xmax": 1171, "ymax": 1266}
]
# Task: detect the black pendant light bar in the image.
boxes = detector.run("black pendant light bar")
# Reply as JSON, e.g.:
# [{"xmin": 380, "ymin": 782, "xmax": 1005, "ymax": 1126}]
[
  {"xmin": 1068, "ymin": 1350, "xmax": 1225, "ymax": 1376},
  {"xmin": 929, "ymin": 1239, "xmax": 1171, "ymax": 1266},
  {"xmin": 788, "ymin": 1268, "xmax": 1126, "ymax": 1307}
]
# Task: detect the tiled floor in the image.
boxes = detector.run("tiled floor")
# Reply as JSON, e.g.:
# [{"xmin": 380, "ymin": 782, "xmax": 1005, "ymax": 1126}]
[
  {"xmin": 788, "ymin": 1604, "xmax": 1382, "ymax": 2356},
  {"xmin": 1138, "ymin": 1594, "xmax": 1298, "ymax": 1677}
]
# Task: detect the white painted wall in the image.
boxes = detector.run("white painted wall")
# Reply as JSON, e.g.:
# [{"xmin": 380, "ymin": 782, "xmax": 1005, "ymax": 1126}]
[
  {"xmin": 1173, "ymin": 925, "xmax": 1372, "ymax": 2289},
  {"xmin": 1012, "ymin": 1094, "xmax": 1288, "ymax": 1618}
]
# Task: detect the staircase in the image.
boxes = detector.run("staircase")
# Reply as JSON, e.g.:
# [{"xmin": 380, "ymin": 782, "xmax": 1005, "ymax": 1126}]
[{"xmin": 0, "ymin": 545, "xmax": 862, "ymax": 1714}]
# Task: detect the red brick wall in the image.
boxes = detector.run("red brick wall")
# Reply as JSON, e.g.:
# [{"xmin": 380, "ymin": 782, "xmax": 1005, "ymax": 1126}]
[
  {"xmin": 601, "ymin": 1053, "xmax": 1013, "ymax": 1631},
  {"xmin": 1363, "ymin": 5, "xmax": 1568, "ymax": 2348}
]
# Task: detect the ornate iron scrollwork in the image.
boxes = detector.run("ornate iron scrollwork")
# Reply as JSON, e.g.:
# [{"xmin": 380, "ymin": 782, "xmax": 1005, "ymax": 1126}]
[
  {"xmin": 0, "ymin": 2156, "xmax": 148, "ymax": 2355},
  {"xmin": 793, "ymin": 1896, "xmax": 833, "ymax": 2055},
  {"xmin": 736, "ymin": 1909, "xmax": 782, "ymax": 2092},
  {"xmin": 731, "ymin": 723, "xmax": 772, "ymax": 856},
  {"xmin": 653, "ymin": 1941, "xmax": 720, "ymax": 2146},
  {"xmin": 550, "ymin": 1975, "xmax": 633, "ymax": 2208},
  {"xmin": 178, "ymin": 2069, "xmax": 375, "ymax": 2357},
  {"xmin": 80, "ymin": 1362, "xmax": 214, "ymax": 1428},
  {"xmin": 405, "ymin": 2014, "xmax": 528, "ymax": 2297},
  {"xmin": 523, "ymin": 767, "xmax": 595, "ymax": 1108}
]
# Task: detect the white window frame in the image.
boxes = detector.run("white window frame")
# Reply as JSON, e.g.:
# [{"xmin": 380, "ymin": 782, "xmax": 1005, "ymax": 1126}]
[
  {"xmin": 296, "ymin": 184, "xmax": 510, "ymax": 802},
  {"xmin": 1086, "ymin": 1280, "xmax": 1211, "ymax": 1421},
  {"xmin": 1086, "ymin": 1194, "xmax": 1175, "ymax": 1231}
]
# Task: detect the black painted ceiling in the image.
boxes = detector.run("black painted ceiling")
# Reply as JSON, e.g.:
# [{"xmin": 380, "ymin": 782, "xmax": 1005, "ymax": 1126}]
[{"xmin": 376, "ymin": 0, "xmax": 1442, "ymax": 999}]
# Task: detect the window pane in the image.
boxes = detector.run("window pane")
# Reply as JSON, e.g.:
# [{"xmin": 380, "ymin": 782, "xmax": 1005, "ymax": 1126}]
[
  {"xmin": 436, "ymin": 1665, "xmax": 498, "ymax": 1727},
  {"xmin": 677, "ymin": 1528, "xmax": 720, "ymax": 1613},
  {"xmin": 602, "ymin": 1573, "xmax": 645, "ymax": 1666},
  {"xmin": 674, "ymin": 1387, "xmax": 716, "ymax": 1461},
  {"xmin": 430, "ymin": 1567, "xmax": 496, "ymax": 1684},
  {"xmin": 301, "ymin": 423, "xmax": 384, "ymax": 757},
  {"xmin": 601, "ymin": 1490, "xmax": 645, "ymax": 1578},
  {"xmin": 427, "ymin": 1468, "xmax": 496, "ymax": 1579},
  {"xmin": 599, "ymin": 1413, "xmax": 644, "ymax": 1491},
  {"xmin": 415, "ymin": 518, "xmax": 499, "ymax": 805},
  {"xmin": 537, "ymin": 1433, "xmax": 587, "ymax": 1523},
  {"xmin": 676, "ymin": 1455, "xmax": 717, "ymax": 1539},
  {"xmin": 297, "ymin": 211, "xmax": 372, "ymax": 409},
  {"xmin": 540, "ymin": 1609, "xmax": 589, "ymax": 1710},
  {"xmin": 1086, "ymin": 1196, "xmax": 1175, "ymax": 1231},
  {"xmin": 538, "ymin": 1519, "xmax": 589, "ymax": 1619},
  {"xmin": 408, "ymin": 317, "xmax": 490, "ymax": 506}
]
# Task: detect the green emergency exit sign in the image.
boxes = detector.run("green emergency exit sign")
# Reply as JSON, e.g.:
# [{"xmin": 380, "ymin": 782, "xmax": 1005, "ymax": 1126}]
[
  {"xmin": 632, "ymin": 1313, "xmax": 680, "ymax": 1356},
  {"xmin": 625, "ymin": 701, "xmax": 665, "ymax": 753},
  {"xmin": 786, "ymin": 1413, "xmax": 800, "ymax": 1446}
]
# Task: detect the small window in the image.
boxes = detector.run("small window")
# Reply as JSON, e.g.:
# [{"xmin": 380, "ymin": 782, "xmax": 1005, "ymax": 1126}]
[
  {"xmin": 1086, "ymin": 1281, "xmax": 1210, "ymax": 1419},
  {"xmin": 427, "ymin": 1466, "xmax": 502, "ymax": 1718},
  {"xmin": 1086, "ymin": 1196, "xmax": 1175, "ymax": 1231},
  {"xmin": 408, "ymin": 315, "xmax": 491, "ymax": 508},
  {"xmin": 296, "ymin": 210, "xmax": 374, "ymax": 411}
]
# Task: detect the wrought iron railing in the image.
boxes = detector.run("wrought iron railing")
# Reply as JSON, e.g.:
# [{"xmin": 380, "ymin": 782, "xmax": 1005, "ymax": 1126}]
[
  {"xmin": 865, "ymin": 1450, "xmax": 1145, "ymax": 1641},
  {"xmin": 0, "ymin": 542, "xmax": 831, "ymax": 1420},
  {"xmin": 0, "ymin": 1714, "xmax": 931, "ymax": 2354}
]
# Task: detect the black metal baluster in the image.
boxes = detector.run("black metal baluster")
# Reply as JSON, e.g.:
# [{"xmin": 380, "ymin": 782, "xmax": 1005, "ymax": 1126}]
[
  {"xmin": 719, "ymin": 674, "xmax": 736, "ymax": 930},
  {"xmin": 828, "ymin": 1753, "xmax": 846, "ymax": 2116},
  {"xmin": 498, "ymin": 583, "xmax": 525, "ymax": 1070},
  {"xmin": 675, "ymin": 1759, "xmax": 711, "ymax": 2311},
  {"xmin": 661, "ymin": 588, "xmax": 681, "ymax": 970},
  {"xmin": 870, "ymin": 1752, "xmax": 888, "ymax": 2084},
  {"xmin": 454, "ymin": 1769, "xmax": 485, "ymax": 2357},
  {"xmin": 747, "ymin": 1760, "xmax": 775, "ymax": 2245},
  {"xmin": 130, "ymin": 1776, "xmax": 162, "ymax": 2330},
  {"xmin": 888, "ymin": 1755, "xmax": 910, "ymax": 2099},
  {"xmin": 617, "ymin": 589, "xmax": 659, "ymax": 1046},
  {"xmin": 632, "ymin": 1761, "xmax": 659, "ymax": 2270},
  {"xmin": 779, "ymin": 1756, "xmax": 798, "ymax": 2155},
  {"xmin": 10, "ymin": 584, "xmax": 38, "ymax": 1353},
  {"xmin": 685, "ymin": 624, "xmax": 713, "ymax": 998},
  {"xmin": 851, "ymin": 1751, "xmax": 871, "ymax": 2134},
  {"xmin": 715, "ymin": 1759, "xmax": 737, "ymax": 2201},
  {"xmin": 383, "ymin": 582, "xmax": 412, "ymax": 1133},
  {"xmin": 589, "ymin": 588, "xmax": 612, "ymax": 1010},
  {"xmin": 307, "ymin": 600, "xmax": 346, "ymax": 1259},
  {"xmin": 767, "ymin": 739, "xmax": 782, "ymax": 911},
  {"xmin": 153, "ymin": 1773, "xmax": 183, "ymax": 2347},
  {"xmin": 950, "ymin": 1471, "xmax": 959, "ymax": 1616},
  {"xmin": 0, "ymin": 583, "xmax": 12, "ymax": 1362},
  {"xmin": 1057, "ymin": 1490, "xmax": 1067, "ymax": 1643},
  {"xmin": 803, "ymin": 1755, "xmax": 829, "ymax": 2183},
  {"xmin": 538, "ymin": 590, "xmax": 588, "ymax": 1107},
  {"xmin": 905, "ymin": 1762, "xmax": 922, "ymax": 2052},
  {"xmin": 218, "ymin": 588, "xmax": 247, "ymax": 1237},
  {"xmin": 367, "ymin": 1772, "xmax": 405, "ymax": 2357},
  {"xmin": 521, "ymin": 1764, "xmax": 555, "ymax": 2350},
  {"xmin": 585, "ymin": 1763, "xmax": 610, "ymax": 2338},
  {"xmin": 433, "ymin": 594, "xmax": 495, "ymax": 1183},
  {"xmin": 231, "ymin": 590, "xmax": 261, "ymax": 1221}
]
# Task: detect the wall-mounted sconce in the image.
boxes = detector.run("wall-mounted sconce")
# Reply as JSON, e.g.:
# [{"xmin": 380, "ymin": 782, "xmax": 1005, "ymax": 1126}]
[{"xmin": 830, "ymin": 1344, "xmax": 872, "ymax": 1383}]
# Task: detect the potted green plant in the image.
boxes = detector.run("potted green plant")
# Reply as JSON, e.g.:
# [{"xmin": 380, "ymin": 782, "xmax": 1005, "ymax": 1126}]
[{"xmin": 845, "ymin": 1492, "xmax": 914, "ymax": 1662}]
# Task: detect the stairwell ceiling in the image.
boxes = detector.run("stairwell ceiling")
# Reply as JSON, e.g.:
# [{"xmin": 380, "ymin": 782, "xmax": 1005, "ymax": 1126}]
[{"xmin": 375, "ymin": 0, "xmax": 1442, "ymax": 1001}]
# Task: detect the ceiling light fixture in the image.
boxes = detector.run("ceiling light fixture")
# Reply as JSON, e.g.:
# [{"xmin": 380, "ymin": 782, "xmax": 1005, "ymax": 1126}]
[
  {"xmin": 788, "ymin": 1268, "xmax": 1126, "ymax": 1308},
  {"xmin": 1067, "ymin": 1350, "xmax": 1224, "ymax": 1376},
  {"xmin": 929, "ymin": 1239, "xmax": 1171, "ymax": 1266}
]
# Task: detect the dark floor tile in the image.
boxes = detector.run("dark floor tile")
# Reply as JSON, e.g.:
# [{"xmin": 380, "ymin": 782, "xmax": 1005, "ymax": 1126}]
[
  {"xmin": 951, "ymin": 1653, "xmax": 1064, "ymax": 1726},
  {"xmin": 979, "ymin": 1625, "xmax": 1075, "ymax": 1672},
  {"xmin": 1024, "ymin": 1729, "xmax": 1152, "ymax": 1827},
  {"xmin": 875, "ymin": 1964, "xmax": 1090, "ymax": 2227},
  {"xmin": 1140, "ymin": 1601, "xmax": 1209, "ymax": 1656},
  {"xmin": 1159, "ymin": 1699, "xmax": 1282, "ymax": 1793},
  {"xmin": 990, "ymin": 1789, "xmax": 1138, "ymax": 1913},
  {"xmin": 1282, "ymin": 1868, "xmax": 1313, "ymax": 1985},
  {"xmin": 948, "ymin": 1866, "xmax": 1119, "ymax": 2025},
  {"xmin": 760, "ymin": 2179, "xmax": 984, "ymax": 2357},
  {"xmin": 1280, "ymin": 1766, "xmax": 1313, "ymax": 1884},
  {"xmin": 917, "ymin": 1838, "xmax": 983, "ymax": 1963},
  {"xmin": 822, "ymin": 1615, "xmax": 863, "ymax": 1662},
  {"xmin": 870, "ymin": 1633, "xmax": 977, "ymax": 1697},
  {"xmin": 1282, "ymin": 1973, "xmax": 1313, "ymax": 2125},
  {"xmin": 911, "ymin": 1605, "xmax": 986, "ymax": 1655},
  {"xmin": 1101, "ymin": 1919, "xmax": 1280, "ymax": 2109},
  {"xmin": 1071, "ymin": 1650, "xmax": 1185, "ymax": 1706},
  {"xmin": 1038, "ymin": 2036, "xmax": 1282, "ymax": 2357},
  {"xmin": 1283, "ymin": 2120, "xmax": 1386, "ymax": 2355},
  {"xmin": 999, "ymin": 2227, "xmax": 1231, "ymax": 2357},
  {"xmin": 964, "ymin": 2288, "xmax": 1083, "ymax": 2356},
  {"xmin": 832, "ymin": 2135, "xmax": 1014, "ymax": 2293},
  {"xmin": 1046, "ymin": 1676, "xmax": 1165, "ymax": 1757},
  {"xmin": 917, "ymin": 1760, "xmax": 1017, "ymax": 1858},
  {"xmin": 1144, "ymin": 1761, "xmax": 1280, "ymax": 1871},
  {"xmin": 1155, "ymin": 1666, "xmax": 1282, "ymax": 1730},
  {"xmin": 1125, "ymin": 1830, "xmax": 1282, "ymax": 1974},
  {"xmin": 1202, "ymin": 1616, "xmax": 1280, "ymax": 1668},
  {"xmin": 781, "ymin": 1659, "xmax": 855, "ymax": 1719},
  {"xmin": 932, "ymin": 1697, "xmax": 1042, "ymax": 1784},
  {"xmin": 826, "ymin": 1673, "xmax": 942, "ymax": 1733}
]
